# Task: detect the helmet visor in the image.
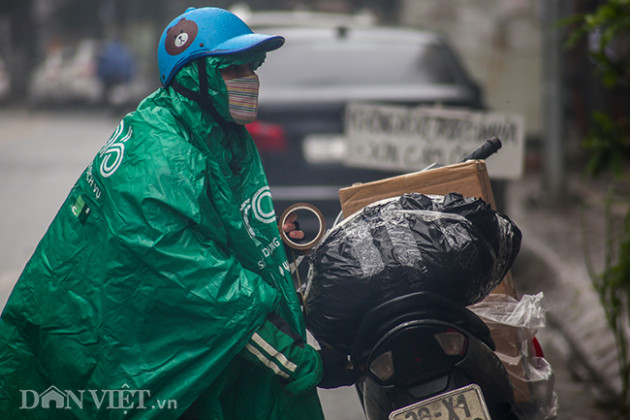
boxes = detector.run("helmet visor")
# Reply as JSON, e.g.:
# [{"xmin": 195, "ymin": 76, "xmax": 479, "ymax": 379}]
[{"xmin": 213, "ymin": 33, "xmax": 285, "ymax": 55}]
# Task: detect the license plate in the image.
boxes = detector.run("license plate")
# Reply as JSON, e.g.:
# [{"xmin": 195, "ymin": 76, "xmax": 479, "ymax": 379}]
[
  {"xmin": 302, "ymin": 134, "xmax": 346, "ymax": 163},
  {"xmin": 389, "ymin": 384, "xmax": 491, "ymax": 420}
]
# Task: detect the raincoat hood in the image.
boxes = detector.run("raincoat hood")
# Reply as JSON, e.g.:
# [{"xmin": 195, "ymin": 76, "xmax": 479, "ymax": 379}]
[{"xmin": 168, "ymin": 50, "xmax": 266, "ymax": 130}]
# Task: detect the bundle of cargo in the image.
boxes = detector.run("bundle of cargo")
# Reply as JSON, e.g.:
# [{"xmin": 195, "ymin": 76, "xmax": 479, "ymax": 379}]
[
  {"xmin": 303, "ymin": 191, "xmax": 521, "ymax": 353},
  {"xmin": 302, "ymin": 160, "xmax": 556, "ymax": 415}
]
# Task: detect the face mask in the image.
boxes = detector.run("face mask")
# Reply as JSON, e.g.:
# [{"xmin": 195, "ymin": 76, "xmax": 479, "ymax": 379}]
[{"xmin": 225, "ymin": 74, "xmax": 260, "ymax": 125}]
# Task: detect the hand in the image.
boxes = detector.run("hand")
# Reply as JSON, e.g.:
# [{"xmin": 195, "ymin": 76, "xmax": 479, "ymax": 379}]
[
  {"xmin": 317, "ymin": 345, "xmax": 359, "ymax": 389},
  {"xmin": 282, "ymin": 212, "xmax": 304, "ymax": 241}
]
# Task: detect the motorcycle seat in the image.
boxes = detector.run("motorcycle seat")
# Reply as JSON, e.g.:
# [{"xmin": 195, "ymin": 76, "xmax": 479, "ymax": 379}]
[{"xmin": 351, "ymin": 292, "xmax": 495, "ymax": 362}]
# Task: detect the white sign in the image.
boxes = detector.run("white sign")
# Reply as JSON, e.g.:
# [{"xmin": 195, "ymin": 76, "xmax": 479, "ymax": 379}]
[{"xmin": 344, "ymin": 103, "xmax": 525, "ymax": 179}]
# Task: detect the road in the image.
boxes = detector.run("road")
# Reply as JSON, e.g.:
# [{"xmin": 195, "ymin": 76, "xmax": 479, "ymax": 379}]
[
  {"xmin": 0, "ymin": 109, "xmax": 120, "ymax": 306},
  {"xmin": 0, "ymin": 109, "xmax": 612, "ymax": 419}
]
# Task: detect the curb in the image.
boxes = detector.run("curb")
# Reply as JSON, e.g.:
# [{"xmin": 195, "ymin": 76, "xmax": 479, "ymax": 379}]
[{"xmin": 508, "ymin": 176, "xmax": 622, "ymax": 399}]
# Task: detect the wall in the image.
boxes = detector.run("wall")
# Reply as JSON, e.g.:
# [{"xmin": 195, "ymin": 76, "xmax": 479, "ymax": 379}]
[{"xmin": 400, "ymin": 0, "xmax": 543, "ymax": 138}]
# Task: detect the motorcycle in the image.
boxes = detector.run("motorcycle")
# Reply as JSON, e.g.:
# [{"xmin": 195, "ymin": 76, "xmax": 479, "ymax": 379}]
[
  {"xmin": 281, "ymin": 139, "xmax": 531, "ymax": 419},
  {"xmin": 350, "ymin": 292, "xmax": 517, "ymax": 420},
  {"xmin": 345, "ymin": 139, "xmax": 518, "ymax": 420}
]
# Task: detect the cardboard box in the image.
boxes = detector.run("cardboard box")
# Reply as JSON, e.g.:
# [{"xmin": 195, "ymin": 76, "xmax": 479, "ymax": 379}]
[
  {"xmin": 339, "ymin": 160, "xmax": 496, "ymax": 218},
  {"xmin": 485, "ymin": 320, "xmax": 532, "ymax": 404}
]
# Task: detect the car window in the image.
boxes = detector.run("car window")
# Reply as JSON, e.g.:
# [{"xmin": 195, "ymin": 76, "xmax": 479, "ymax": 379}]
[{"xmin": 257, "ymin": 38, "xmax": 457, "ymax": 87}]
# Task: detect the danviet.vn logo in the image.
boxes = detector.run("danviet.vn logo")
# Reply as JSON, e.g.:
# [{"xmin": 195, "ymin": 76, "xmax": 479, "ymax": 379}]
[{"xmin": 20, "ymin": 384, "xmax": 177, "ymax": 414}]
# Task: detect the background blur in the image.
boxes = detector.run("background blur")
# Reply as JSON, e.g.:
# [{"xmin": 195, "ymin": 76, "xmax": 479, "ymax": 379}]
[{"xmin": 0, "ymin": 0, "xmax": 626, "ymax": 191}]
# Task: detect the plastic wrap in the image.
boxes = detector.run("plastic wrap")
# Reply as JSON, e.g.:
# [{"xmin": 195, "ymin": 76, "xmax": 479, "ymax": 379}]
[
  {"xmin": 303, "ymin": 192, "xmax": 522, "ymax": 353},
  {"xmin": 470, "ymin": 293, "xmax": 559, "ymax": 420}
]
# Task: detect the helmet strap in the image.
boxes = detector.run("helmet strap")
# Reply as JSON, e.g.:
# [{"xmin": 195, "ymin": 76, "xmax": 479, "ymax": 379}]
[{"xmin": 171, "ymin": 58, "xmax": 238, "ymax": 130}]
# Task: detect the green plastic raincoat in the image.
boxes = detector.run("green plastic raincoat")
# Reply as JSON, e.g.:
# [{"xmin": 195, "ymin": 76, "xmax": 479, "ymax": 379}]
[{"xmin": 0, "ymin": 52, "xmax": 325, "ymax": 419}]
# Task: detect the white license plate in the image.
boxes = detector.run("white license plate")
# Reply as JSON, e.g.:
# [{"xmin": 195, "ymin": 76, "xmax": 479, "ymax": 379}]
[{"xmin": 389, "ymin": 384, "xmax": 491, "ymax": 420}]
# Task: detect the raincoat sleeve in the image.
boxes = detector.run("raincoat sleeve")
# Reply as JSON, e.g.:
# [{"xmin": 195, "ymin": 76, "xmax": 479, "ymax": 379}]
[
  {"xmin": 239, "ymin": 312, "xmax": 323, "ymax": 394},
  {"xmin": 101, "ymin": 143, "xmax": 285, "ymax": 353}
]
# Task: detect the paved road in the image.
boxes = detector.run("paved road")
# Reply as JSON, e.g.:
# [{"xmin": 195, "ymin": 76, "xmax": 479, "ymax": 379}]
[
  {"xmin": 0, "ymin": 109, "xmax": 613, "ymax": 419},
  {"xmin": 0, "ymin": 110, "xmax": 120, "ymax": 307}
]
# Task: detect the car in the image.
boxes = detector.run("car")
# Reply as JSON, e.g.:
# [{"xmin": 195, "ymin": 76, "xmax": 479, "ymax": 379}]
[
  {"xmin": 244, "ymin": 16, "xmax": 485, "ymax": 238},
  {"xmin": 30, "ymin": 40, "xmax": 103, "ymax": 106},
  {"xmin": 29, "ymin": 39, "xmax": 148, "ymax": 110}
]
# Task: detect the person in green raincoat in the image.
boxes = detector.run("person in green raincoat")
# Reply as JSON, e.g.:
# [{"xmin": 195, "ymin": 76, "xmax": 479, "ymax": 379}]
[{"xmin": 0, "ymin": 7, "xmax": 356, "ymax": 419}]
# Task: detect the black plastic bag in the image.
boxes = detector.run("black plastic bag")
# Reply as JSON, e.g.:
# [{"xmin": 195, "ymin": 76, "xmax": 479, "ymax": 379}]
[{"xmin": 303, "ymin": 193, "xmax": 522, "ymax": 353}]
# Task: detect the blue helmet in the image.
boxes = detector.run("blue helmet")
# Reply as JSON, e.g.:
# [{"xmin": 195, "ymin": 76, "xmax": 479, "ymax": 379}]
[{"xmin": 158, "ymin": 7, "xmax": 284, "ymax": 86}]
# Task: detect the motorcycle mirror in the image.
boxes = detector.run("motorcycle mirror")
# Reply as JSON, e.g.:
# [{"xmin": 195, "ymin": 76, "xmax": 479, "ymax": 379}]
[{"xmin": 279, "ymin": 203, "xmax": 326, "ymax": 251}]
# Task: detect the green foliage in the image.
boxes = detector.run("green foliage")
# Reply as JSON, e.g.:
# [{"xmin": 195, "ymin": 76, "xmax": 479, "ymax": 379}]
[
  {"xmin": 569, "ymin": 1, "xmax": 630, "ymax": 412},
  {"xmin": 585, "ymin": 193, "xmax": 630, "ymax": 413},
  {"xmin": 565, "ymin": 0, "xmax": 630, "ymax": 87},
  {"xmin": 583, "ymin": 111, "xmax": 630, "ymax": 178}
]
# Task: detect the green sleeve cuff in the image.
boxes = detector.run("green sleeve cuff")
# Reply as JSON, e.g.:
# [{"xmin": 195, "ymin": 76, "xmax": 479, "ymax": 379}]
[{"xmin": 239, "ymin": 313, "xmax": 323, "ymax": 394}]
